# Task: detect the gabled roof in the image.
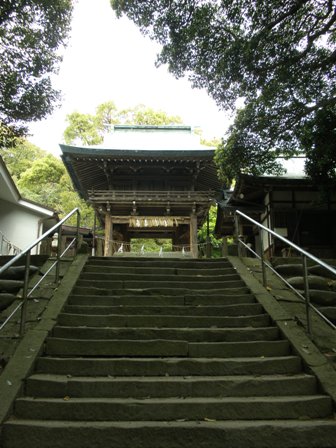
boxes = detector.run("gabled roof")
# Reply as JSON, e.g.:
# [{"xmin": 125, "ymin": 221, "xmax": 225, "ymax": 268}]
[
  {"xmin": 96, "ymin": 124, "xmax": 215, "ymax": 152},
  {"xmin": 60, "ymin": 125, "xmax": 221, "ymax": 201}
]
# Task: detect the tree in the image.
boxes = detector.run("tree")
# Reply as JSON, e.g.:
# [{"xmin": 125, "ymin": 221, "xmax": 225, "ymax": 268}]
[
  {"xmin": 16, "ymin": 154, "xmax": 94, "ymax": 226},
  {"xmin": 1, "ymin": 141, "xmax": 94, "ymax": 227},
  {"xmin": 63, "ymin": 112, "xmax": 103, "ymax": 146},
  {"xmin": 301, "ymin": 104, "xmax": 336, "ymax": 185},
  {"xmin": 111, "ymin": 0, "xmax": 336, "ymax": 180},
  {"xmin": 0, "ymin": 139, "xmax": 45, "ymax": 181},
  {"xmin": 17, "ymin": 154, "xmax": 66, "ymax": 206},
  {"xmin": 120, "ymin": 104, "xmax": 183, "ymax": 126},
  {"xmin": 0, "ymin": 0, "xmax": 73, "ymax": 142},
  {"xmin": 64, "ymin": 102, "xmax": 183, "ymax": 145},
  {"xmin": 214, "ymin": 104, "xmax": 288, "ymax": 185},
  {"xmin": 197, "ymin": 205, "xmax": 223, "ymax": 258}
]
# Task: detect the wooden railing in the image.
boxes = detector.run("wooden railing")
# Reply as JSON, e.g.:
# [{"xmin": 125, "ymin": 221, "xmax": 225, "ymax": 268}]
[{"xmin": 88, "ymin": 190, "xmax": 215, "ymax": 204}]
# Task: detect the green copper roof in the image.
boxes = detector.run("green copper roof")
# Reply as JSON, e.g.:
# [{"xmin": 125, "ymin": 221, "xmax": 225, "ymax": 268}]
[
  {"xmin": 60, "ymin": 144, "xmax": 215, "ymax": 158},
  {"xmin": 60, "ymin": 124, "xmax": 215, "ymax": 154}
]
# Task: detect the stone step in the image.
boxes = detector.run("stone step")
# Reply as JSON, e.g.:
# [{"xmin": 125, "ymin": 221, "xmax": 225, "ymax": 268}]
[
  {"xmin": 52, "ymin": 326, "xmax": 279, "ymax": 342},
  {"xmin": 72, "ymin": 286, "xmax": 251, "ymax": 296},
  {"xmin": 0, "ymin": 279, "xmax": 24, "ymax": 293},
  {"xmin": 62, "ymin": 303, "xmax": 264, "ymax": 316},
  {"xmin": 75, "ymin": 279, "xmax": 246, "ymax": 290},
  {"xmin": 79, "ymin": 272, "xmax": 241, "ymax": 282},
  {"xmin": 57, "ymin": 312, "xmax": 270, "ymax": 328},
  {"xmin": 44, "ymin": 339, "xmax": 290, "ymax": 358},
  {"xmin": 45, "ymin": 338, "xmax": 189, "ymax": 357},
  {"xmin": 35, "ymin": 356, "xmax": 303, "ymax": 376},
  {"xmin": 13, "ymin": 395, "xmax": 333, "ymax": 421},
  {"xmin": 4, "ymin": 419, "xmax": 336, "ymax": 448},
  {"xmin": 25, "ymin": 373, "xmax": 317, "ymax": 398},
  {"xmin": 86, "ymin": 257, "xmax": 232, "ymax": 269},
  {"xmin": 4, "ymin": 255, "xmax": 336, "ymax": 448},
  {"xmin": 68, "ymin": 293, "xmax": 256, "ymax": 306},
  {"xmin": 83, "ymin": 265, "xmax": 236, "ymax": 276}
]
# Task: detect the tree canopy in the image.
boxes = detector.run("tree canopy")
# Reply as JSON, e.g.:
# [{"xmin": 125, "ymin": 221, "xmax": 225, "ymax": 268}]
[
  {"xmin": 0, "ymin": 0, "xmax": 73, "ymax": 143},
  {"xmin": 111, "ymin": 0, "xmax": 336, "ymax": 182},
  {"xmin": 64, "ymin": 101, "xmax": 183, "ymax": 145}
]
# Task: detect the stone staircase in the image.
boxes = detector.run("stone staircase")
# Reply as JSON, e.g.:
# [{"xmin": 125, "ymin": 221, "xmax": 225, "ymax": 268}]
[{"xmin": 1, "ymin": 256, "xmax": 336, "ymax": 447}]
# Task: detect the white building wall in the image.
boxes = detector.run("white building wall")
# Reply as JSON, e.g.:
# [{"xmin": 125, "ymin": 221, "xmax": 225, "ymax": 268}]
[{"xmin": 0, "ymin": 199, "xmax": 42, "ymax": 254}]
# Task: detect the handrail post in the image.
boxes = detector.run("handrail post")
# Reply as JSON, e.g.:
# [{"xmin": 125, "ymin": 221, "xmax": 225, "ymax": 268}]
[
  {"xmin": 234, "ymin": 212, "xmax": 242, "ymax": 257},
  {"xmin": 0, "ymin": 207, "xmax": 82, "ymax": 337},
  {"xmin": 302, "ymin": 254, "xmax": 312, "ymax": 337},
  {"xmin": 259, "ymin": 229, "xmax": 267, "ymax": 287},
  {"xmin": 75, "ymin": 210, "xmax": 80, "ymax": 255},
  {"xmin": 19, "ymin": 250, "xmax": 31, "ymax": 337},
  {"xmin": 55, "ymin": 225, "xmax": 62, "ymax": 284},
  {"xmin": 206, "ymin": 211, "xmax": 211, "ymax": 258}
]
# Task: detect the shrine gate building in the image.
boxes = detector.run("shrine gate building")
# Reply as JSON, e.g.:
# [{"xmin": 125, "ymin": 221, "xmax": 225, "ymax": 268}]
[{"xmin": 60, "ymin": 125, "xmax": 221, "ymax": 257}]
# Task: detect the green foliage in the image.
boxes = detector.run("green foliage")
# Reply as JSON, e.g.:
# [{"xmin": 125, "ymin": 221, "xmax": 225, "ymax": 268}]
[
  {"xmin": 131, "ymin": 239, "xmax": 172, "ymax": 253},
  {"xmin": 120, "ymin": 104, "xmax": 183, "ymax": 126},
  {"xmin": 0, "ymin": 0, "xmax": 73, "ymax": 141},
  {"xmin": 197, "ymin": 206, "xmax": 224, "ymax": 258},
  {"xmin": 0, "ymin": 139, "xmax": 45, "ymax": 181},
  {"xmin": 215, "ymin": 105, "xmax": 287, "ymax": 185},
  {"xmin": 301, "ymin": 105, "xmax": 336, "ymax": 184},
  {"xmin": 64, "ymin": 102, "xmax": 183, "ymax": 145},
  {"xmin": 111, "ymin": 0, "xmax": 336, "ymax": 181},
  {"xmin": 95, "ymin": 101, "xmax": 121, "ymax": 132},
  {"xmin": 64, "ymin": 112, "xmax": 103, "ymax": 146},
  {"xmin": 18, "ymin": 155, "xmax": 64, "ymax": 193},
  {"xmin": 2, "ymin": 140, "xmax": 94, "ymax": 227},
  {"xmin": 197, "ymin": 205, "xmax": 222, "ymax": 246}
]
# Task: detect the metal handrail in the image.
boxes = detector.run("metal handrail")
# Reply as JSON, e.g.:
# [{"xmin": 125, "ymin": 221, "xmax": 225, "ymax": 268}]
[
  {"xmin": 234, "ymin": 209, "xmax": 336, "ymax": 336},
  {"xmin": 0, "ymin": 208, "xmax": 81, "ymax": 336}
]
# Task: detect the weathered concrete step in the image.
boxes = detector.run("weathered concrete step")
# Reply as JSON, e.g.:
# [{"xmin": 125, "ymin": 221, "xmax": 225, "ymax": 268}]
[
  {"xmin": 83, "ymin": 265, "xmax": 236, "ymax": 276},
  {"xmin": 45, "ymin": 339, "xmax": 289, "ymax": 358},
  {"xmin": 57, "ymin": 312, "xmax": 270, "ymax": 328},
  {"xmin": 80, "ymin": 272, "xmax": 241, "ymax": 282},
  {"xmin": 189, "ymin": 340, "xmax": 290, "ymax": 357},
  {"xmin": 45, "ymin": 338, "xmax": 189, "ymax": 357},
  {"xmin": 25, "ymin": 373, "xmax": 317, "ymax": 398},
  {"xmin": 75, "ymin": 279, "xmax": 246, "ymax": 290},
  {"xmin": 36, "ymin": 356, "xmax": 303, "ymax": 376},
  {"xmin": 86, "ymin": 257, "xmax": 232, "ymax": 269},
  {"xmin": 0, "ymin": 279, "xmax": 24, "ymax": 293},
  {"xmin": 68, "ymin": 293, "xmax": 256, "ymax": 307},
  {"xmin": 62, "ymin": 303, "xmax": 264, "ymax": 317},
  {"xmin": 4, "ymin": 419, "xmax": 336, "ymax": 448},
  {"xmin": 72, "ymin": 286, "xmax": 251, "ymax": 297},
  {"xmin": 13, "ymin": 396, "xmax": 332, "ymax": 421},
  {"xmin": 52, "ymin": 326, "xmax": 279, "ymax": 342}
]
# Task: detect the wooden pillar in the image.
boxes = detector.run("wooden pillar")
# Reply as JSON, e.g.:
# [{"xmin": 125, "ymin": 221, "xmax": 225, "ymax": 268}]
[
  {"xmin": 96, "ymin": 238, "xmax": 103, "ymax": 257},
  {"xmin": 190, "ymin": 213, "xmax": 198, "ymax": 259},
  {"xmin": 104, "ymin": 213, "xmax": 113, "ymax": 257}
]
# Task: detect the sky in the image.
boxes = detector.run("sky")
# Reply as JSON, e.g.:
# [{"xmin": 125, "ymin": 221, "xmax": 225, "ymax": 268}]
[{"xmin": 28, "ymin": 0, "xmax": 232, "ymax": 156}]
